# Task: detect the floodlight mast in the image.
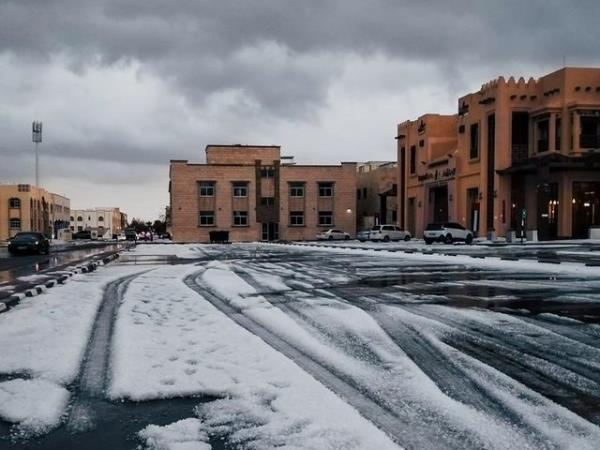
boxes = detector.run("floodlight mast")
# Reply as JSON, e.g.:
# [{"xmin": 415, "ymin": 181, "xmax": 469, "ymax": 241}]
[{"xmin": 32, "ymin": 121, "xmax": 42, "ymax": 187}]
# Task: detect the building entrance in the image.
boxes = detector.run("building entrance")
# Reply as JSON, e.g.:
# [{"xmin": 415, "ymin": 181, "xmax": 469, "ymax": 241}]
[
  {"xmin": 430, "ymin": 185, "xmax": 448, "ymax": 223},
  {"xmin": 572, "ymin": 181, "xmax": 600, "ymax": 238},
  {"xmin": 466, "ymin": 187, "xmax": 479, "ymax": 236},
  {"xmin": 537, "ymin": 183, "xmax": 559, "ymax": 240},
  {"xmin": 261, "ymin": 222, "xmax": 279, "ymax": 241}
]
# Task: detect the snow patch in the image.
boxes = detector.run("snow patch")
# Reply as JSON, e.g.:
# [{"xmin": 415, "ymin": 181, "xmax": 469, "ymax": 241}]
[{"xmin": 138, "ymin": 418, "xmax": 211, "ymax": 450}]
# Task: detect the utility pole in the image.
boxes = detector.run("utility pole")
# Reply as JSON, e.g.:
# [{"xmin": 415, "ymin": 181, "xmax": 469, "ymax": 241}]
[{"xmin": 32, "ymin": 121, "xmax": 43, "ymax": 187}]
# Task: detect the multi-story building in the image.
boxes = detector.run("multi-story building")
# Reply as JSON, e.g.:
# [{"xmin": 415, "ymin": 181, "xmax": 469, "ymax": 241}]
[
  {"xmin": 169, "ymin": 145, "xmax": 357, "ymax": 242},
  {"xmin": 398, "ymin": 67, "xmax": 600, "ymax": 240},
  {"xmin": 69, "ymin": 207, "xmax": 126, "ymax": 238},
  {"xmin": 0, "ymin": 184, "xmax": 71, "ymax": 240},
  {"xmin": 356, "ymin": 161, "xmax": 398, "ymax": 230}
]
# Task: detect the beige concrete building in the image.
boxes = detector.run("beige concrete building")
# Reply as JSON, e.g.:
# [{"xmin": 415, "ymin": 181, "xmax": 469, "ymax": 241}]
[
  {"xmin": 69, "ymin": 207, "xmax": 127, "ymax": 238},
  {"xmin": 0, "ymin": 184, "xmax": 71, "ymax": 240},
  {"xmin": 170, "ymin": 145, "xmax": 357, "ymax": 242},
  {"xmin": 398, "ymin": 67, "xmax": 600, "ymax": 240},
  {"xmin": 356, "ymin": 161, "xmax": 398, "ymax": 230}
]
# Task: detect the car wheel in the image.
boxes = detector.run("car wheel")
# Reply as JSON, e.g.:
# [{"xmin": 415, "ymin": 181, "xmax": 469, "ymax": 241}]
[
  {"xmin": 404, "ymin": 234, "xmax": 411, "ymax": 242},
  {"xmin": 465, "ymin": 234, "xmax": 473, "ymax": 245},
  {"xmin": 344, "ymin": 235, "xmax": 350, "ymax": 240},
  {"xmin": 425, "ymin": 239, "xmax": 433, "ymax": 245},
  {"xmin": 328, "ymin": 235, "xmax": 333, "ymax": 240},
  {"xmin": 383, "ymin": 235, "xmax": 390, "ymax": 242},
  {"xmin": 445, "ymin": 234, "xmax": 453, "ymax": 244}
]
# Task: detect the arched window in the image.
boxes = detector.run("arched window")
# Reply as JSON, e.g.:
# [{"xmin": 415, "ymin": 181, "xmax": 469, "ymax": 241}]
[
  {"xmin": 9, "ymin": 218, "xmax": 21, "ymax": 230},
  {"xmin": 77, "ymin": 216, "xmax": 83, "ymax": 221},
  {"xmin": 9, "ymin": 198, "xmax": 21, "ymax": 209},
  {"xmin": 70, "ymin": 216, "xmax": 74, "ymax": 221},
  {"xmin": 98, "ymin": 216, "xmax": 104, "ymax": 222}
]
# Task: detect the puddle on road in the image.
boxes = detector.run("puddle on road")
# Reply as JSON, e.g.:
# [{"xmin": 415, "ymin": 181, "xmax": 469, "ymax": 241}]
[{"xmin": 0, "ymin": 396, "xmax": 224, "ymax": 450}]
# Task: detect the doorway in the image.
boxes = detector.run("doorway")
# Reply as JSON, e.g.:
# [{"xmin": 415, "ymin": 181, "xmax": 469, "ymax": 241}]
[
  {"xmin": 430, "ymin": 186, "xmax": 448, "ymax": 223},
  {"xmin": 261, "ymin": 222, "xmax": 279, "ymax": 241},
  {"xmin": 466, "ymin": 188, "xmax": 479, "ymax": 236},
  {"xmin": 537, "ymin": 183, "xmax": 559, "ymax": 240}
]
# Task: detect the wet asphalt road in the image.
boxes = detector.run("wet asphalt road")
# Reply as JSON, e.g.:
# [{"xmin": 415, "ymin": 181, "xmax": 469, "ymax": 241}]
[
  {"xmin": 2, "ymin": 243, "xmax": 600, "ymax": 449},
  {"xmin": 0, "ymin": 243, "xmax": 131, "ymax": 299}
]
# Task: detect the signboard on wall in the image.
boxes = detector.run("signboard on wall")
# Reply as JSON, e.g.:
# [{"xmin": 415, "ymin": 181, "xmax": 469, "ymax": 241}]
[{"xmin": 417, "ymin": 167, "xmax": 456, "ymax": 183}]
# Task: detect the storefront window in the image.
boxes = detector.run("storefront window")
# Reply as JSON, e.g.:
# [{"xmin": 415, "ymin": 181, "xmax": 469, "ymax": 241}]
[{"xmin": 572, "ymin": 182, "xmax": 600, "ymax": 238}]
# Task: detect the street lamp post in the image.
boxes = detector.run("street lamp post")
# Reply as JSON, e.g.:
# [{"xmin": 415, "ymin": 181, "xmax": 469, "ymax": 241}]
[{"xmin": 32, "ymin": 121, "xmax": 43, "ymax": 187}]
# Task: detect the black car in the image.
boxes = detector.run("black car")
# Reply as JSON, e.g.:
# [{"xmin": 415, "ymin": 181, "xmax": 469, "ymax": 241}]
[
  {"xmin": 8, "ymin": 232, "xmax": 50, "ymax": 255},
  {"xmin": 124, "ymin": 228, "xmax": 138, "ymax": 241},
  {"xmin": 72, "ymin": 230, "xmax": 92, "ymax": 240}
]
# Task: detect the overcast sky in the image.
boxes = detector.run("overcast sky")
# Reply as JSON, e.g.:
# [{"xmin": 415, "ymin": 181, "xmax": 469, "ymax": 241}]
[{"xmin": 1, "ymin": 1, "xmax": 599, "ymax": 220}]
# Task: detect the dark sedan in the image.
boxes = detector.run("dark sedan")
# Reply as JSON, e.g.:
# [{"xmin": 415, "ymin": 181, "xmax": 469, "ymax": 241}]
[{"xmin": 8, "ymin": 232, "xmax": 50, "ymax": 255}]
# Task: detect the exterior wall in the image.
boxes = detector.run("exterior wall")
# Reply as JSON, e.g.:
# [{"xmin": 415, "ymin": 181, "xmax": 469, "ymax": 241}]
[
  {"xmin": 169, "ymin": 145, "xmax": 357, "ymax": 243},
  {"xmin": 0, "ymin": 185, "xmax": 69, "ymax": 240},
  {"xmin": 70, "ymin": 207, "xmax": 125, "ymax": 238},
  {"xmin": 50, "ymin": 193, "xmax": 71, "ymax": 237},
  {"xmin": 356, "ymin": 162, "xmax": 398, "ymax": 230},
  {"xmin": 398, "ymin": 67, "xmax": 600, "ymax": 240}
]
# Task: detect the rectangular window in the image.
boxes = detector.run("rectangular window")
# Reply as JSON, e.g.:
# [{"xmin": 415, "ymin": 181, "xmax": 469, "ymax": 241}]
[
  {"xmin": 318, "ymin": 182, "xmax": 333, "ymax": 197},
  {"xmin": 260, "ymin": 197, "xmax": 274, "ymax": 206},
  {"xmin": 232, "ymin": 182, "xmax": 248, "ymax": 197},
  {"xmin": 198, "ymin": 181, "xmax": 215, "ymax": 197},
  {"xmin": 536, "ymin": 119, "xmax": 549, "ymax": 153},
  {"xmin": 289, "ymin": 182, "xmax": 304, "ymax": 197},
  {"xmin": 318, "ymin": 211, "xmax": 333, "ymax": 226},
  {"xmin": 233, "ymin": 211, "xmax": 248, "ymax": 226},
  {"xmin": 555, "ymin": 116, "xmax": 561, "ymax": 151},
  {"xmin": 362, "ymin": 187, "xmax": 367, "ymax": 198},
  {"xmin": 357, "ymin": 189, "xmax": 361, "ymax": 200},
  {"xmin": 290, "ymin": 211, "xmax": 304, "ymax": 226},
  {"xmin": 469, "ymin": 123, "xmax": 479, "ymax": 159},
  {"xmin": 580, "ymin": 115, "xmax": 600, "ymax": 149},
  {"xmin": 199, "ymin": 211, "xmax": 215, "ymax": 226},
  {"xmin": 410, "ymin": 145, "xmax": 416, "ymax": 174},
  {"xmin": 260, "ymin": 167, "xmax": 275, "ymax": 178}
]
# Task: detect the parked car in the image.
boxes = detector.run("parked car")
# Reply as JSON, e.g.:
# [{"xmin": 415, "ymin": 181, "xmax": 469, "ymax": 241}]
[
  {"xmin": 424, "ymin": 222, "xmax": 473, "ymax": 244},
  {"xmin": 369, "ymin": 225, "xmax": 411, "ymax": 242},
  {"xmin": 124, "ymin": 228, "xmax": 138, "ymax": 241},
  {"xmin": 8, "ymin": 232, "xmax": 50, "ymax": 255},
  {"xmin": 316, "ymin": 229, "xmax": 351, "ymax": 240},
  {"xmin": 356, "ymin": 229, "xmax": 371, "ymax": 242},
  {"xmin": 72, "ymin": 230, "xmax": 92, "ymax": 240}
]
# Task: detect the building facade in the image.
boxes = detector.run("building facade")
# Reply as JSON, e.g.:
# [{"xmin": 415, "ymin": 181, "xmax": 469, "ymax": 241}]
[
  {"xmin": 170, "ymin": 145, "xmax": 357, "ymax": 242},
  {"xmin": 356, "ymin": 161, "xmax": 398, "ymax": 230},
  {"xmin": 398, "ymin": 68, "xmax": 600, "ymax": 240},
  {"xmin": 69, "ymin": 207, "xmax": 126, "ymax": 238},
  {"xmin": 0, "ymin": 184, "xmax": 71, "ymax": 240}
]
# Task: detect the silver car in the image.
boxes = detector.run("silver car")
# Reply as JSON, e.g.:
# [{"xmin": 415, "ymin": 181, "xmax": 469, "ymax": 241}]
[
  {"xmin": 424, "ymin": 222, "xmax": 473, "ymax": 244},
  {"xmin": 316, "ymin": 229, "xmax": 351, "ymax": 240},
  {"xmin": 369, "ymin": 225, "xmax": 412, "ymax": 242}
]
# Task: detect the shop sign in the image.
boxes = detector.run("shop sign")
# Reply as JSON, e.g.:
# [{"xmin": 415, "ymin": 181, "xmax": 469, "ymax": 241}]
[{"xmin": 417, "ymin": 167, "xmax": 456, "ymax": 183}]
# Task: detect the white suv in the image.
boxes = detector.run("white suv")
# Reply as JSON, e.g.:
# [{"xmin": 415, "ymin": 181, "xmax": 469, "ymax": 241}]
[
  {"xmin": 424, "ymin": 222, "xmax": 473, "ymax": 245},
  {"xmin": 370, "ymin": 225, "xmax": 411, "ymax": 242}
]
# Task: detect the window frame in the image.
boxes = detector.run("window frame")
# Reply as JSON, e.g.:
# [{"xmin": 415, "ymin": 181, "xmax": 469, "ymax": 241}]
[
  {"xmin": 469, "ymin": 123, "xmax": 480, "ymax": 160},
  {"xmin": 9, "ymin": 198, "xmax": 21, "ymax": 209},
  {"xmin": 318, "ymin": 182, "xmax": 334, "ymax": 198},
  {"xmin": 198, "ymin": 210, "xmax": 215, "ymax": 227},
  {"xmin": 232, "ymin": 210, "xmax": 249, "ymax": 227},
  {"xmin": 409, "ymin": 145, "xmax": 416, "ymax": 175},
  {"xmin": 289, "ymin": 182, "xmax": 305, "ymax": 197},
  {"xmin": 318, "ymin": 211, "xmax": 334, "ymax": 226},
  {"xmin": 232, "ymin": 182, "xmax": 249, "ymax": 198},
  {"xmin": 198, "ymin": 181, "xmax": 216, "ymax": 197},
  {"xmin": 289, "ymin": 211, "xmax": 305, "ymax": 227},
  {"xmin": 9, "ymin": 218, "xmax": 21, "ymax": 230}
]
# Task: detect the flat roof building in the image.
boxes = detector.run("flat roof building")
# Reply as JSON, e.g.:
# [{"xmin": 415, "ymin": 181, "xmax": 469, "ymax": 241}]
[
  {"xmin": 398, "ymin": 68, "xmax": 600, "ymax": 240},
  {"xmin": 169, "ymin": 145, "xmax": 357, "ymax": 242},
  {"xmin": 356, "ymin": 161, "xmax": 398, "ymax": 230},
  {"xmin": 69, "ymin": 207, "xmax": 127, "ymax": 239}
]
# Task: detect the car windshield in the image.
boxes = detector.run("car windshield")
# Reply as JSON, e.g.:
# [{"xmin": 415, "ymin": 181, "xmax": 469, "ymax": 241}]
[
  {"xmin": 13, "ymin": 233, "xmax": 40, "ymax": 240},
  {"xmin": 426, "ymin": 223, "xmax": 443, "ymax": 230}
]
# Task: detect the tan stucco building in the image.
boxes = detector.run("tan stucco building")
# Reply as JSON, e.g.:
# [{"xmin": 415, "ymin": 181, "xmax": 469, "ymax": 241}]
[
  {"xmin": 356, "ymin": 161, "xmax": 398, "ymax": 230},
  {"xmin": 398, "ymin": 67, "xmax": 600, "ymax": 240},
  {"xmin": 0, "ymin": 184, "xmax": 71, "ymax": 240},
  {"xmin": 69, "ymin": 207, "xmax": 127, "ymax": 239},
  {"xmin": 170, "ymin": 145, "xmax": 357, "ymax": 242}
]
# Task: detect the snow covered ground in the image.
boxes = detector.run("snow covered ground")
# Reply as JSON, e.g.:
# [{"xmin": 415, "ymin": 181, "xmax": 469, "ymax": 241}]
[{"xmin": 2, "ymin": 243, "xmax": 600, "ymax": 449}]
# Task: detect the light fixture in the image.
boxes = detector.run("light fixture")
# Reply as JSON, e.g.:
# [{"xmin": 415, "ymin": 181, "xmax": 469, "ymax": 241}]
[
  {"xmin": 346, "ymin": 208, "xmax": 352, "ymax": 214},
  {"xmin": 572, "ymin": 198, "xmax": 576, "ymax": 204}
]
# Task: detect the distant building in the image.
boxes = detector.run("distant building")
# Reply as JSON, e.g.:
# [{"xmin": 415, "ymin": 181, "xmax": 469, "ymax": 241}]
[
  {"xmin": 398, "ymin": 67, "xmax": 600, "ymax": 240},
  {"xmin": 169, "ymin": 145, "xmax": 357, "ymax": 242},
  {"xmin": 356, "ymin": 161, "xmax": 398, "ymax": 230},
  {"xmin": 0, "ymin": 184, "xmax": 71, "ymax": 240},
  {"xmin": 69, "ymin": 207, "xmax": 126, "ymax": 238}
]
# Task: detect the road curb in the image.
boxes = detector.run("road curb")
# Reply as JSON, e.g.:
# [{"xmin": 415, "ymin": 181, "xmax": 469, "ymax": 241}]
[{"xmin": 0, "ymin": 252, "xmax": 121, "ymax": 315}]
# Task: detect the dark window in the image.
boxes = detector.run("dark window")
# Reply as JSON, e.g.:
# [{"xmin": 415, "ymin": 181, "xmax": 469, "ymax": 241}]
[
  {"xmin": 290, "ymin": 211, "xmax": 304, "ymax": 226},
  {"xmin": 199, "ymin": 181, "xmax": 215, "ymax": 197},
  {"xmin": 233, "ymin": 211, "xmax": 248, "ymax": 226},
  {"xmin": 77, "ymin": 226, "xmax": 83, "ymax": 231},
  {"xmin": 410, "ymin": 146, "xmax": 416, "ymax": 174},
  {"xmin": 318, "ymin": 211, "xmax": 333, "ymax": 226},
  {"xmin": 469, "ymin": 123, "xmax": 479, "ymax": 159},
  {"xmin": 362, "ymin": 187, "xmax": 367, "ymax": 198},
  {"xmin": 9, "ymin": 218, "xmax": 21, "ymax": 229},
  {"xmin": 318, "ymin": 182, "xmax": 333, "ymax": 197},
  {"xmin": 260, "ymin": 197, "xmax": 274, "ymax": 206},
  {"xmin": 70, "ymin": 216, "xmax": 74, "ymax": 221},
  {"xmin": 419, "ymin": 139, "xmax": 424, "ymax": 148},
  {"xmin": 511, "ymin": 111, "xmax": 529, "ymax": 163},
  {"xmin": 357, "ymin": 189, "xmax": 361, "ymax": 200},
  {"xmin": 536, "ymin": 119, "xmax": 549, "ymax": 153},
  {"xmin": 555, "ymin": 116, "xmax": 562, "ymax": 150},
  {"xmin": 9, "ymin": 198, "xmax": 20, "ymax": 209},
  {"xmin": 199, "ymin": 211, "xmax": 215, "ymax": 226},
  {"xmin": 77, "ymin": 216, "xmax": 83, "ymax": 221},
  {"xmin": 98, "ymin": 216, "xmax": 104, "ymax": 222},
  {"xmin": 289, "ymin": 182, "xmax": 304, "ymax": 197},
  {"xmin": 260, "ymin": 167, "xmax": 275, "ymax": 178},
  {"xmin": 580, "ymin": 115, "xmax": 600, "ymax": 149},
  {"xmin": 232, "ymin": 182, "xmax": 248, "ymax": 197}
]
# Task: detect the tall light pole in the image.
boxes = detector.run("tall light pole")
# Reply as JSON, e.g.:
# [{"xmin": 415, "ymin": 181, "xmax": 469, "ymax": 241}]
[{"xmin": 32, "ymin": 121, "xmax": 42, "ymax": 187}]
